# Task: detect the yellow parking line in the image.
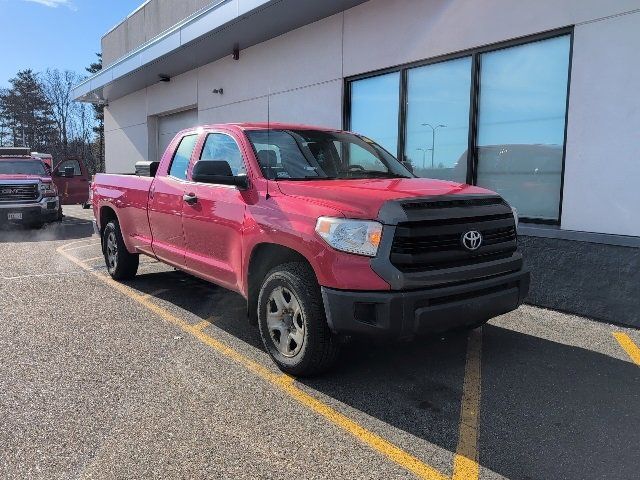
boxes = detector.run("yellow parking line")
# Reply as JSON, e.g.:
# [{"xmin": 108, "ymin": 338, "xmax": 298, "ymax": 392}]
[
  {"xmin": 192, "ymin": 321, "xmax": 211, "ymax": 331},
  {"xmin": 61, "ymin": 242, "xmax": 101, "ymax": 252},
  {"xmin": 58, "ymin": 238, "xmax": 96, "ymax": 250},
  {"xmin": 84, "ymin": 255, "xmax": 104, "ymax": 262},
  {"xmin": 613, "ymin": 332, "xmax": 640, "ymax": 366},
  {"xmin": 452, "ymin": 328, "xmax": 482, "ymax": 480},
  {"xmin": 57, "ymin": 242, "xmax": 452, "ymax": 480}
]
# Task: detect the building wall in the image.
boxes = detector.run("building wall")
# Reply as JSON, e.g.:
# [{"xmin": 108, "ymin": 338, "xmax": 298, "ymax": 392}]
[
  {"xmin": 102, "ymin": 0, "xmax": 214, "ymax": 66},
  {"xmin": 103, "ymin": 0, "xmax": 640, "ymax": 237}
]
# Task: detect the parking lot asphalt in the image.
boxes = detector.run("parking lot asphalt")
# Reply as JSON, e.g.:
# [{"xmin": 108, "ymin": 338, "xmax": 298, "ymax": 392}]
[{"xmin": 1, "ymin": 205, "xmax": 639, "ymax": 480}]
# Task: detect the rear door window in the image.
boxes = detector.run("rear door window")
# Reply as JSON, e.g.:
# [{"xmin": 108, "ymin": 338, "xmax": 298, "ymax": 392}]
[
  {"xmin": 57, "ymin": 159, "xmax": 82, "ymax": 176},
  {"xmin": 169, "ymin": 134, "xmax": 198, "ymax": 180}
]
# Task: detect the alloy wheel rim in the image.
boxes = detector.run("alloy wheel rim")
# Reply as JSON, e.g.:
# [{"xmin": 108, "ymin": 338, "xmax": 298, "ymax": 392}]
[
  {"xmin": 267, "ymin": 286, "xmax": 305, "ymax": 357},
  {"xmin": 106, "ymin": 231, "xmax": 118, "ymax": 271}
]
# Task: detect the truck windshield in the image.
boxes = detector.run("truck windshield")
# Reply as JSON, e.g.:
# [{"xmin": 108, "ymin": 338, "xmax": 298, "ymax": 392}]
[
  {"xmin": 0, "ymin": 160, "xmax": 47, "ymax": 176},
  {"xmin": 246, "ymin": 129, "xmax": 414, "ymax": 180}
]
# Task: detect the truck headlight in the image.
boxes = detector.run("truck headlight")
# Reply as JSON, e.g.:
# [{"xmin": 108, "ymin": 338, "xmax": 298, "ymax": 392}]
[
  {"xmin": 315, "ymin": 217, "xmax": 383, "ymax": 257},
  {"xmin": 39, "ymin": 182, "xmax": 57, "ymax": 197}
]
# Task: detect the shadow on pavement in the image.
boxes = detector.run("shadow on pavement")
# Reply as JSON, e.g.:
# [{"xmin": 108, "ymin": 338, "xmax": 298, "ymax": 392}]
[
  {"xmin": 480, "ymin": 325, "xmax": 640, "ymax": 480},
  {"xmin": 119, "ymin": 268, "xmax": 640, "ymax": 480}
]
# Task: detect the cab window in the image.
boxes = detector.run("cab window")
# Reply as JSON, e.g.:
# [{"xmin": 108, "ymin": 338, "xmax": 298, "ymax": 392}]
[
  {"xmin": 199, "ymin": 133, "xmax": 246, "ymax": 176},
  {"xmin": 57, "ymin": 159, "xmax": 82, "ymax": 176},
  {"xmin": 168, "ymin": 134, "xmax": 198, "ymax": 180}
]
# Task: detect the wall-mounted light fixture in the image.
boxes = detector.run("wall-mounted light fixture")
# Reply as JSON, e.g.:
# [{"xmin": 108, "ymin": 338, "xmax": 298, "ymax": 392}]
[
  {"xmin": 233, "ymin": 43, "xmax": 240, "ymax": 61},
  {"xmin": 158, "ymin": 74, "xmax": 171, "ymax": 82},
  {"xmin": 212, "ymin": 88, "xmax": 224, "ymax": 95}
]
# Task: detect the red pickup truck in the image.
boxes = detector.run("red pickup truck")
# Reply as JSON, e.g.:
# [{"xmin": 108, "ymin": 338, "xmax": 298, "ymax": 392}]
[
  {"xmin": 92, "ymin": 123, "xmax": 529, "ymax": 375},
  {"xmin": 0, "ymin": 148, "xmax": 61, "ymax": 228}
]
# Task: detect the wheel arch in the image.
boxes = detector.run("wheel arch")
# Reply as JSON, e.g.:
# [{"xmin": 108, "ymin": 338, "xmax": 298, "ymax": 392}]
[
  {"xmin": 245, "ymin": 243, "xmax": 316, "ymax": 325},
  {"xmin": 99, "ymin": 205, "xmax": 118, "ymax": 236}
]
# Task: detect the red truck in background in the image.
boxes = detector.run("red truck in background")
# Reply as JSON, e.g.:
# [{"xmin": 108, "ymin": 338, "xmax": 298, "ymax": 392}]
[
  {"xmin": 31, "ymin": 152, "xmax": 91, "ymax": 207},
  {"xmin": 92, "ymin": 123, "xmax": 530, "ymax": 376},
  {"xmin": 0, "ymin": 148, "xmax": 61, "ymax": 228}
]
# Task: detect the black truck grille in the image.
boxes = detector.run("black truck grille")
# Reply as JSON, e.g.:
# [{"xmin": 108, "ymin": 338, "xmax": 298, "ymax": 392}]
[
  {"xmin": 391, "ymin": 200, "xmax": 517, "ymax": 272},
  {"xmin": 0, "ymin": 184, "xmax": 39, "ymax": 203}
]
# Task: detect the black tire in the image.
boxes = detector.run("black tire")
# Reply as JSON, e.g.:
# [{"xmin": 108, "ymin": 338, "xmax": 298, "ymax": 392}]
[
  {"xmin": 257, "ymin": 262, "xmax": 340, "ymax": 377},
  {"xmin": 82, "ymin": 202, "xmax": 91, "ymax": 210},
  {"xmin": 102, "ymin": 219, "xmax": 139, "ymax": 280}
]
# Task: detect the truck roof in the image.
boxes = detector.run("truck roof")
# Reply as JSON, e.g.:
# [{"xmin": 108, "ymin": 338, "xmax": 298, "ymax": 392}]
[
  {"xmin": 0, "ymin": 147, "xmax": 32, "ymax": 158},
  {"xmin": 189, "ymin": 122, "xmax": 342, "ymax": 132}
]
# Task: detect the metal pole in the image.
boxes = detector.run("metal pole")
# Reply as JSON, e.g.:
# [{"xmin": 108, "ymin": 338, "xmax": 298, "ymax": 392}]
[{"xmin": 431, "ymin": 128, "xmax": 435, "ymax": 169}]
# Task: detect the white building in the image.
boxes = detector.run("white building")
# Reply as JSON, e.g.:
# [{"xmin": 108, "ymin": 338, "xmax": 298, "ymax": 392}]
[{"xmin": 73, "ymin": 0, "xmax": 640, "ymax": 326}]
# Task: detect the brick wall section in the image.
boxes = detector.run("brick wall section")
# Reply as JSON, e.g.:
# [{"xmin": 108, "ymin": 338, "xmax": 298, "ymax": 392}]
[{"xmin": 520, "ymin": 236, "xmax": 640, "ymax": 328}]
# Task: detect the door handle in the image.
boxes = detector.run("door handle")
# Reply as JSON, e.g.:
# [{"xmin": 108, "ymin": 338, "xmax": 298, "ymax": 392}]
[{"xmin": 183, "ymin": 192, "xmax": 198, "ymax": 205}]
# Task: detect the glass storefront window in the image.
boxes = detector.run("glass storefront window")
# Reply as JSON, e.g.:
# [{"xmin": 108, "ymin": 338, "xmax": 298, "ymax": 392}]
[
  {"xmin": 349, "ymin": 72, "xmax": 400, "ymax": 157},
  {"xmin": 346, "ymin": 32, "xmax": 571, "ymax": 223},
  {"xmin": 476, "ymin": 35, "xmax": 571, "ymax": 220},
  {"xmin": 405, "ymin": 57, "xmax": 471, "ymax": 182}
]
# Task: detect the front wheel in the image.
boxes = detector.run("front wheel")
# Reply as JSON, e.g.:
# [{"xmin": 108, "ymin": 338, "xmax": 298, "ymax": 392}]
[
  {"xmin": 257, "ymin": 262, "xmax": 340, "ymax": 377},
  {"xmin": 102, "ymin": 220, "xmax": 139, "ymax": 280}
]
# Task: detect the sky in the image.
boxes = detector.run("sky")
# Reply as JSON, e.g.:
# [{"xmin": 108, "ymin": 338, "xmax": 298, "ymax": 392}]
[{"xmin": 0, "ymin": 0, "xmax": 143, "ymax": 87}]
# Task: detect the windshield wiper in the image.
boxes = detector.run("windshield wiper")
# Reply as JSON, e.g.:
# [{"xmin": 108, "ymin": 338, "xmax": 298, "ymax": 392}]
[{"xmin": 351, "ymin": 171, "xmax": 411, "ymax": 179}]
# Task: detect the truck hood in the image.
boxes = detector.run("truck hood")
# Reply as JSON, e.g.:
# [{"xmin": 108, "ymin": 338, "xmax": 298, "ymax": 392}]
[
  {"xmin": 0, "ymin": 174, "xmax": 50, "ymax": 182},
  {"xmin": 275, "ymin": 178, "xmax": 495, "ymax": 219}
]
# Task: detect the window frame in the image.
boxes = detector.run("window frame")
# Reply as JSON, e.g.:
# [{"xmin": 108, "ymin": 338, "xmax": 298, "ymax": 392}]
[
  {"xmin": 56, "ymin": 159, "xmax": 83, "ymax": 177},
  {"xmin": 167, "ymin": 133, "xmax": 199, "ymax": 181},
  {"xmin": 344, "ymin": 27, "xmax": 574, "ymax": 225},
  {"xmin": 196, "ymin": 131, "xmax": 249, "ymax": 178}
]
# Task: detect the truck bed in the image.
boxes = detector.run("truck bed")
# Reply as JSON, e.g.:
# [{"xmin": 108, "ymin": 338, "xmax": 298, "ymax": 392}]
[{"xmin": 93, "ymin": 173, "xmax": 155, "ymax": 253}]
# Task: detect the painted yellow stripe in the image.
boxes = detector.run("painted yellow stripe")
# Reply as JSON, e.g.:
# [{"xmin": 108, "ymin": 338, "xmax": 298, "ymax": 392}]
[
  {"xmin": 83, "ymin": 255, "xmax": 105, "ymax": 262},
  {"xmin": 57, "ymin": 244, "xmax": 448, "ymax": 480},
  {"xmin": 58, "ymin": 238, "xmax": 98, "ymax": 250},
  {"xmin": 452, "ymin": 328, "xmax": 482, "ymax": 480},
  {"xmin": 62, "ymin": 242, "xmax": 102, "ymax": 252},
  {"xmin": 191, "ymin": 321, "xmax": 211, "ymax": 331},
  {"xmin": 613, "ymin": 332, "xmax": 640, "ymax": 366}
]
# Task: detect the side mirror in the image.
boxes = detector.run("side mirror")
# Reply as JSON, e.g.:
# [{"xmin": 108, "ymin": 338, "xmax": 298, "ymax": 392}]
[{"xmin": 192, "ymin": 160, "xmax": 248, "ymax": 189}]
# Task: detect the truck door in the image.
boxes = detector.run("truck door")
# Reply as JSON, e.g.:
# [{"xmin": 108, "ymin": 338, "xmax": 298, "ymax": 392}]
[
  {"xmin": 182, "ymin": 131, "xmax": 247, "ymax": 292},
  {"xmin": 148, "ymin": 133, "xmax": 199, "ymax": 268},
  {"xmin": 53, "ymin": 159, "xmax": 90, "ymax": 205}
]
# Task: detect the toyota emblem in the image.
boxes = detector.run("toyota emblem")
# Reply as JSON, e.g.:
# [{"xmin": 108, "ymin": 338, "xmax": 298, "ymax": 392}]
[{"xmin": 462, "ymin": 230, "xmax": 483, "ymax": 251}]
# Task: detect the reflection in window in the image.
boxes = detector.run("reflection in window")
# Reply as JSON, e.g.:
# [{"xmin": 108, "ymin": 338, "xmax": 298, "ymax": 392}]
[
  {"xmin": 405, "ymin": 57, "xmax": 471, "ymax": 182},
  {"xmin": 200, "ymin": 133, "xmax": 246, "ymax": 176},
  {"xmin": 349, "ymin": 72, "xmax": 400, "ymax": 156},
  {"xmin": 476, "ymin": 35, "xmax": 570, "ymax": 220},
  {"xmin": 57, "ymin": 159, "xmax": 82, "ymax": 176},
  {"xmin": 169, "ymin": 134, "xmax": 198, "ymax": 180}
]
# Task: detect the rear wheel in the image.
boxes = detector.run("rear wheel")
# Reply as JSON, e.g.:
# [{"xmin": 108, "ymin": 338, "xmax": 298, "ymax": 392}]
[
  {"xmin": 257, "ymin": 262, "xmax": 340, "ymax": 376},
  {"xmin": 102, "ymin": 220, "xmax": 139, "ymax": 280}
]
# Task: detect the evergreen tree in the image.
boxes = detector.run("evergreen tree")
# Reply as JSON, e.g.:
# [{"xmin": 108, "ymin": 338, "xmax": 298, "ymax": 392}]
[
  {"xmin": 86, "ymin": 53, "xmax": 105, "ymax": 172},
  {"xmin": 0, "ymin": 69, "xmax": 56, "ymax": 150}
]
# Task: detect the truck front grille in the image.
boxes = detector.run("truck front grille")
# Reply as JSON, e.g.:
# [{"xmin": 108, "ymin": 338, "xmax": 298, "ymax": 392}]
[
  {"xmin": 390, "ymin": 203, "xmax": 517, "ymax": 272},
  {"xmin": 0, "ymin": 184, "xmax": 39, "ymax": 203}
]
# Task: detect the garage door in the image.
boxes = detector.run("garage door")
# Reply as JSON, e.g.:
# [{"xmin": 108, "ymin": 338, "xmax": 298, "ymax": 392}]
[{"xmin": 157, "ymin": 109, "xmax": 198, "ymax": 160}]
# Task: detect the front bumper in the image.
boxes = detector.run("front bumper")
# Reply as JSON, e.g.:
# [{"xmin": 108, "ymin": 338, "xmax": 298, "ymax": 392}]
[
  {"xmin": 0, "ymin": 197, "xmax": 60, "ymax": 225},
  {"xmin": 321, "ymin": 268, "xmax": 530, "ymax": 340}
]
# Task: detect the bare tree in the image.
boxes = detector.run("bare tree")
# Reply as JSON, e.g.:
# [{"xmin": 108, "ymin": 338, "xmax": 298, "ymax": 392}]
[{"xmin": 42, "ymin": 69, "xmax": 82, "ymax": 157}]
